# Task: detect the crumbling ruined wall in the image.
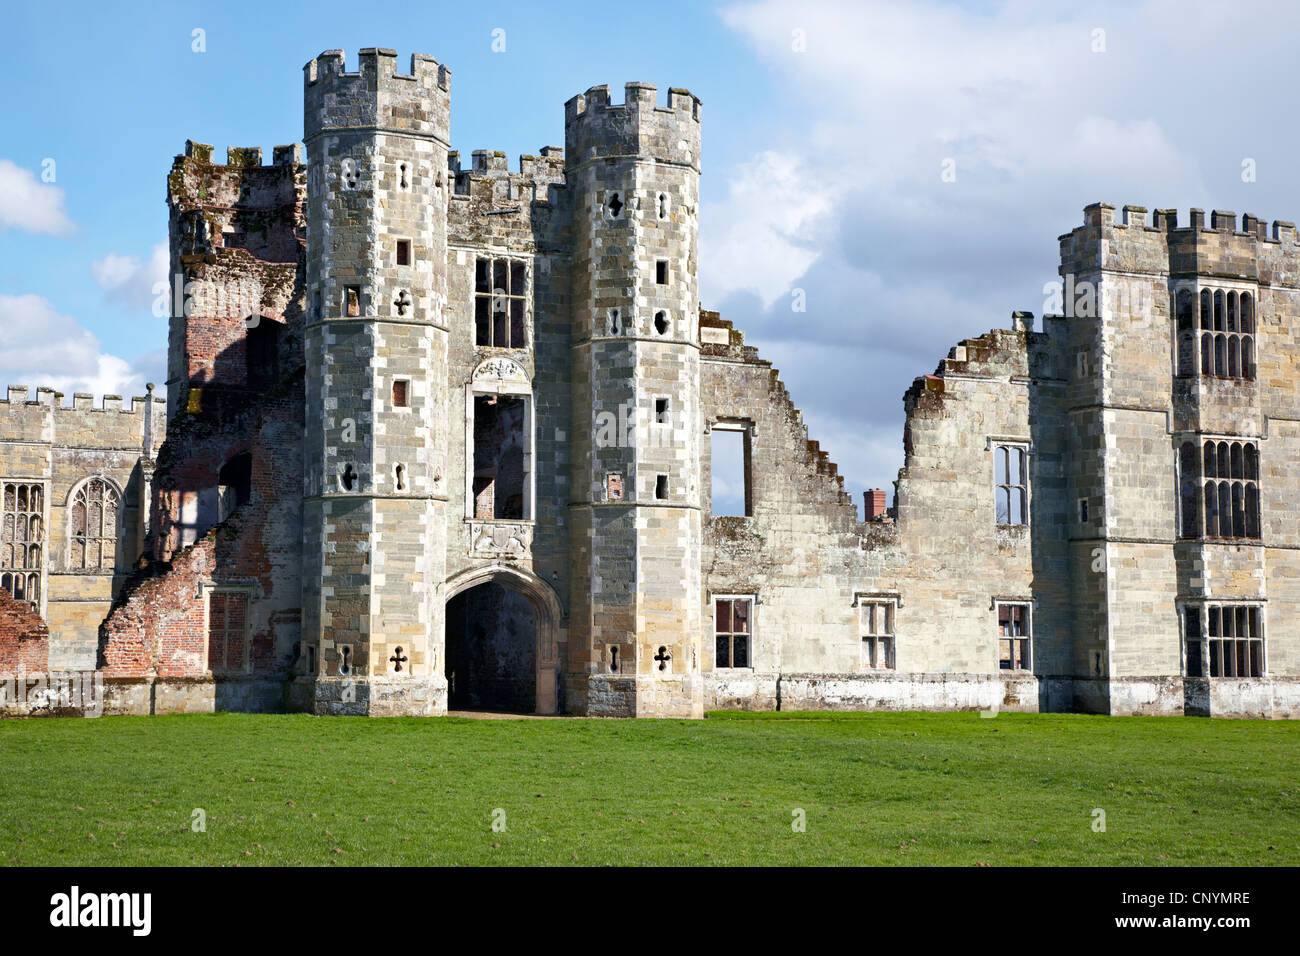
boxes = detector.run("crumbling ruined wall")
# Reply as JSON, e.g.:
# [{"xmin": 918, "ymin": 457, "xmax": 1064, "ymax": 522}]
[
  {"xmin": 94, "ymin": 142, "xmax": 307, "ymax": 704},
  {"xmin": 0, "ymin": 588, "xmax": 49, "ymax": 673},
  {"xmin": 0, "ymin": 388, "xmax": 164, "ymax": 670}
]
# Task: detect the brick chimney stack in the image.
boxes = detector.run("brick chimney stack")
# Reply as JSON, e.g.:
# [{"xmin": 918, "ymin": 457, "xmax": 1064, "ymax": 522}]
[{"xmin": 864, "ymin": 488, "xmax": 888, "ymax": 520}]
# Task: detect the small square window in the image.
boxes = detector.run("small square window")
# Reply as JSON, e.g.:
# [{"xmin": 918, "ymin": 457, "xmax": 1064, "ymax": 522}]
[
  {"xmin": 655, "ymin": 397, "xmax": 670, "ymax": 424},
  {"xmin": 392, "ymin": 379, "xmax": 409, "ymax": 408},
  {"xmin": 344, "ymin": 286, "xmax": 361, "ymax": 317},
  {"xmin": 396, "ymin": 240, "xmax": 411, "ymax": 266},
  {"xmin": 655, "ymin": 474, "xmax": 668, "ymax": 500},
  {"xmin": 656, "ymin": 260, "xmax": 668, "ymax": 285}
]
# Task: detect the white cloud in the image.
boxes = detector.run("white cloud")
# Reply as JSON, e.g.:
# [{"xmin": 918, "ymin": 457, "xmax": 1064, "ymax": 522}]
[
  {"xmin": 0, "ymin": 159, "xmax": 75, "ymax": 236},
  {"xmin": 700, "ymin": 151, "xmax": 833, "ymax": 308},
  {"xmin": 92, "ymin": 242, "xmax": 169, "ymax": 312},
  {"xmin": 0, "ymin": 294, "xmax": 158, "ymax": 401},
  {"xmin": 707, "ymin": 0, "xmax": 1300, "ymax": 504}
]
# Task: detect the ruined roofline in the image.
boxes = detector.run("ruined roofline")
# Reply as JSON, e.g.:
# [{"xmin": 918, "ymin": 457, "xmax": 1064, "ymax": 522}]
[
  {"xmin": 1064, "ymin": 202, "xmax": 1300, "ymax": 244},
  {"xmin": 178, "ymin": 140, "xmax": 303, "ymax": 168},
  {"xmin": 303, "ymin": 48, "xmax": 449, "ymax": 89},
  {"xmin": 1, "ymin": 385, "xmax": 165, "ymax": 413}
]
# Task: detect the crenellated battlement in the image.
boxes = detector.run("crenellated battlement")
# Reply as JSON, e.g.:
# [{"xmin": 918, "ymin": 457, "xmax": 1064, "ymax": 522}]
[
  {"xmin": 1060, "ymin": 202, "xmax": 1300, "ymax": 285},
  {"xmin": 303, "ymin": 48, "xmax": 450, "ymax": 143},
  {"xmin": 1, "ymin": 385, "xmax": 166, "ymax": 414},
  {"xmin": 1075, "ymin": 202, "xmax": 1300, "ymax": 244},
  {"xmin": 448, "ymin": 147, "xmax": 566, "ymax": 204},
  {"xmin": 179, "ymin": 141, "xmax": 303, "ymax": 168},
  {"xmin": 564, "ymin": 82, "xmax": 701, "ymax": 170}
]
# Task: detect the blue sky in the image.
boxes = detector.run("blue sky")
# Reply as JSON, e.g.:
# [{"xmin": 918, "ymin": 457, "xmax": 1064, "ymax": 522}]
[{"xmin": 5, "ymin": 0, "xmax": 1300, "ymax": 513}]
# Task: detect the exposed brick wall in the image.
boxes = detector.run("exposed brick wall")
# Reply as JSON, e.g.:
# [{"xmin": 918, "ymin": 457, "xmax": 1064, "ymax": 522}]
[{"xmin": 0, "ymin": 590, "xmax": 50, "ymax": 672}]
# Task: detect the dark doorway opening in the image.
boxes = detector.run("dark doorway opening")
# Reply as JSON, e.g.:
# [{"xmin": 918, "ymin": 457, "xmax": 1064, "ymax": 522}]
[{"xmin": 445, "ymin": 581, "xmax": 537, "ymax": 712}]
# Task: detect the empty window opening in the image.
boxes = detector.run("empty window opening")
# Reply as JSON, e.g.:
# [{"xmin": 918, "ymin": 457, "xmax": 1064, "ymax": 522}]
[
  {"xmin": 246, "ymin": 318, "xmax": 281, "ymax": 391},
  {"xmin": 655, "ymin": 473, "xmax": 669, "ymax": 500},
  {"xmin": 1181, "ymin": 439, "xmax": 1260, "ymax": 540},
  {"xmin": 217, "ymin": 453, "xmax": 253, "ymax": 520},
  {"xmin": 860, "ymin": 600, "xmax": 896, "ymax": 670},
  {"xmin": 1184, "ymin": 604, "xmax": 1263, "ymax": 678},
  {"xmin": 605, "ymin": 472, "xmax": 623, "ymax": 501},
  {"xmin": 997, "ymin": 603, "xmax": 1031, "ymax": 671},
  {"xmin": 344, "ymin": 285, "xmax": 361, "ymax": 317},
  {"xmin": 609, "ymin": 645, "xmax": 619, "ymax": 672},
  {"xmin": 654, "ymin": 310, "xmax": 669, "ymax": 335},
  {"xmin": 339, "ymin": 645, "xmax": 352, "ymax": 676},
  {"xmin": 655, "ymin": 397, "xmax": 671, "ymax": 424},
  {"xmin": 995, "ymin": 444, "xmax": 1028, "ymax": 526},
  {"xmin": 474, "ymin": 257, "xmax": 527, "ymax": 348},
  {"xmin": 473, "ymin": 395, "xmax": 526, "ymax": 519},
  {"xmin": 396, "ymin": 239, "xmax": 411, "ymax": 266},
  {"xmin": 608, "ymin": 192, "xmax": 623, "ymax": 217},
  {"xmin": 68, "ymin": 477, "xmax": 118, "ymax": 571},
  {"xmin": 394, "ymin": 463, "xmax": 407, "ymax": 492},
  {"xmin": 656, "ymin": 260, "xmax": 668, "ymax": 284},
  {"xmin": 392, "ymin": 379, "xmax": 409, "ymax": 408},
  {"xmin": 710, "ymin": 426, "xmax": 751, "ymax": 517},
  {"xmin": 607, "ymin": 309, "xmax": 621, "ymax": 336},
  {"xmin": 1195, "ymin": 287, "xmax": 1254, "ymax": 380},
  {"xmin": 715, "ymin": 598, "xmax": 751, "ymax": 668}
]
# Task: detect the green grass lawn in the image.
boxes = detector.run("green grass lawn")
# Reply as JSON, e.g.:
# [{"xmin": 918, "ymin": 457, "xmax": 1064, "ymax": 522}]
[{"xmin": 1, "ymin": 710, "xmax": 1297, "ymax": 866}]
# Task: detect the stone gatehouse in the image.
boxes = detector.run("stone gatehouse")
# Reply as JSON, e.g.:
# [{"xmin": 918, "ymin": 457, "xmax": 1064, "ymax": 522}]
[{"xmin": 1, "ymin": 47, "xmax": 1297, "ymax": 719}]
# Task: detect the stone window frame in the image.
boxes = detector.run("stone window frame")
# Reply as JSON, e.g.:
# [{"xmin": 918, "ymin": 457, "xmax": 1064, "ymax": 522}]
[
  {"xmin": 473, "ymin": 255, "xmax": 530, "ymax": 350},
  {"xmin": 854, "ymin": 591, "xmax": 900, "ymax": 671},
  {"xmin": 1177, "ymin": 436, "xmax": 1261, "ymax": 540},
  {"xmin": 1180, "ymin": 600, "xmax": 1265, "ymax": 679},
  {"xmin": 1173, "ymin": 282, "xmax": 1257, "ymax": 381},
  {"xmin": 989, "ymin": 437, "xmax": 1031, "ymax": 528},
  {"xmin": 202, "ymin": 584, "xmax": 255, "ymax": 677},
  {"xmin": 393, "ymin": 236, "xmax": 413, "ymax": 268},
  {"xmin": 712, "ymin": 593, "xmax": 756, "ymax": 670},
  {"xmin": 0, "ymin": 479, "xmax": 46, "ymax": 613},
  {"xmin": 994, "ymin": 598, "xmax": 1033, "ymax": 672},
  {"xmin": 65, "ymin": 474, "xmax": 123, "ymax": 575}
]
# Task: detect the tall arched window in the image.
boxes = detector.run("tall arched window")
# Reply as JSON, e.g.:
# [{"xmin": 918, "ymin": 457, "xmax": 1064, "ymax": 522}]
[
  {"xmin": 1195, "ymin": 440, "xmax": 1261, "ymax": 540},
  {"xmin": 1191, "ymin": 287, "xmax": 1256, "ymax": 381},
  {"xmin": 68, "ymin": 477, "xmax": 120, "ymax": 571},
  {"xmin": 1, "ymin": 482, "xmax": 43, "ymax": 605}
]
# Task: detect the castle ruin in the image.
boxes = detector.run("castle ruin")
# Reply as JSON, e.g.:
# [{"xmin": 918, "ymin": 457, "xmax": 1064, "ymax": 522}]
[{"xmin": 2, "ymin": 48, "xmax": 1297, "ymax": 719}]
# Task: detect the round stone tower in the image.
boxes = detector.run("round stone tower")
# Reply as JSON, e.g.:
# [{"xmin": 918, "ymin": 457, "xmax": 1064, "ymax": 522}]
[
  {"xmin": 299, "ymin": 48, "xmax": 451, "ymax": 715},
  {"xmin": 564, "ymin": 82, "xmax": 705, "ymax": 717}
]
